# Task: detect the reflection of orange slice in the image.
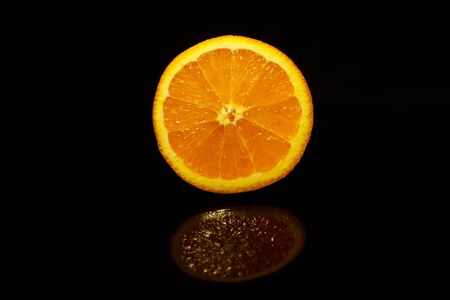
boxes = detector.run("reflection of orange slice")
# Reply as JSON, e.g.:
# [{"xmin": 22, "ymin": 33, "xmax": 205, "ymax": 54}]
[
  {"xmin": 171, "ymin": 206, "xmax": 305, "ymax": 282},
  {"xmin": 153, "ymin": 35, "xmax": 313, "ymax": 193}
]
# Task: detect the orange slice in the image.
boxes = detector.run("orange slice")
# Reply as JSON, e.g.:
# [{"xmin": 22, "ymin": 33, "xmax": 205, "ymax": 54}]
[
  {"xmin": 153, "ymin": 35, "xmax": 313, "ymax": 193},
  {"xmin": 170, "ymin": 205, "xmax": 305, "ymax": 282}
]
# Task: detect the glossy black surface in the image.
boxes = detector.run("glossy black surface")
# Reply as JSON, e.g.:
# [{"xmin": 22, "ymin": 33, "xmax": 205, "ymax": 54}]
[{"xmin": 63, "ymin": 8, "xmax": 447, "ymax": 298}]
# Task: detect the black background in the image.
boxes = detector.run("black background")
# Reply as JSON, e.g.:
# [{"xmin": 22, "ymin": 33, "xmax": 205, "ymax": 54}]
[{"xmin": 56, "ymin": 7, "xmax": 448, "ymax": 297}]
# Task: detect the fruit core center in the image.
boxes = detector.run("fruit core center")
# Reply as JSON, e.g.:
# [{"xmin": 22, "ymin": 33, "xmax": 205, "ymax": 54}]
[{"xmin": 218, "ymin": 105, "xmax": 244, "ymax": 125}]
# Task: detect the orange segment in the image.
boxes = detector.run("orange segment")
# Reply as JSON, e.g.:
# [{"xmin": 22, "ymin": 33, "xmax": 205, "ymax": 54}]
[
  {"xmin": 168, "ymin": 121, "xmax": 219, "ymax": 158},
  {"xmin": 170, "ymin": 123, "xmax": 224, "ymax": 178},
  {"xmin": 231, "ymin": 49, "xmax": 266, "ymax": 101},
  {"xmin": 221, "ymin": 125, "xmax": 254, "ymax": 179},
  {"xmin": 237, "ymin": 119, "xmax": 290, "ymax": 172},
  {"xmin": 153, "ymin": 35, "xmax": 313, "ymax": 193},
  {"xmin": 236, "ymin": 62, "xmax": 295, "ymax": 107},
  {"xmin": 168, "ymin": 61, "xmax": 223, "ymax": 111},
  {"xmin": 244, "ymin": 97, "xmax": 301, "ymax": 140},
  {"xmin": 197, "ymin": 49, "xmax": 232, "ymax": 104},
  {"xmin": 163, "ymin": 97, "xmax": 218, "ymax": 131}
]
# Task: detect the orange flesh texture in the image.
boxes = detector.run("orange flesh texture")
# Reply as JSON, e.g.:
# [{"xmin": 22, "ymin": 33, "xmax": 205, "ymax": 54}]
[{"xmin": 164, "ymin": 48, "xmax": 302, "ymax": 179}]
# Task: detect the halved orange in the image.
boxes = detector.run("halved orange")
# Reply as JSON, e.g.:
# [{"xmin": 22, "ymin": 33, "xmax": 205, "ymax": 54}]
[
  {"xmin": 153, "ymin": 35, "xmax": 313, "ymax": 193},
  {"xmin": 170, "ymin": 205, "xmax": 305, "ymax": 282}
]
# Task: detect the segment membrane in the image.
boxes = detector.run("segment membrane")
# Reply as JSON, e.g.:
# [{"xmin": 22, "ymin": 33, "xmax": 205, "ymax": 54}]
[
  {"xmin": 197, "ymin": 49, "xmax": 232, "ymax": 105},
  {"xmin": 164, "ymin": 97, "xmax": 218, "ymax": 131},
  {"xmin": 244, "ymin": 97, "xmax": 301, "ymax": 140},
  {"xmin": 236, "ymin": 119, "xmax": 290, "ymax": 172},
  {"xmin": 169, "ymin": 123, "xmax": 224, "ymax": 178},
  {"xmin": 237, "ymin": 62, "xmax": 294, "ymax": 107},
  {"xmin": 231, "ymin": 49, "xmax": 267, "ymax": 104},
  {"xmin": 221, "ymin": 124, "xmax": 254, "ymax": 179},
  {"xmin": 169, "ymin": 61, "xmax": 223, "ymax": 111}
]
